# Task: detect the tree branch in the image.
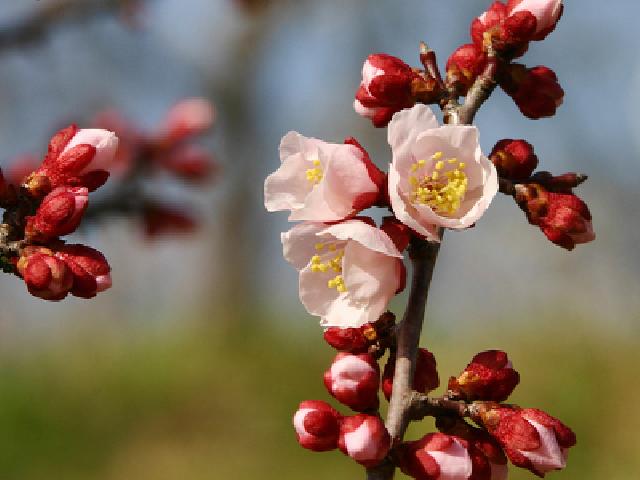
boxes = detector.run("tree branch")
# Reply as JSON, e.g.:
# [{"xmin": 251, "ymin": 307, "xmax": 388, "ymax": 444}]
[
  {"xmin": 366, "ymin": 43, "xmax": 504, "ymax": 480},
  {"xmin": 0, "ymin": 0, "xmax": 143, "ymax": 51},
  {"xmin": 366, "ymin": 237, "xmax": 441, "ymax": 480}
]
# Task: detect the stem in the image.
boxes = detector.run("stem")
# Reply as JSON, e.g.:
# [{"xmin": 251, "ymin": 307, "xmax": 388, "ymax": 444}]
[
  {"xmin": 366, "ymin": 45, "xmax": 502, "ymax": 480},
  {"xmin": 367, "ymin": 238, "xmax": 441, "ymax": 480},
  {"xmin": 0, "ymin": 0, "xmax": 143, "ymax": 52}
]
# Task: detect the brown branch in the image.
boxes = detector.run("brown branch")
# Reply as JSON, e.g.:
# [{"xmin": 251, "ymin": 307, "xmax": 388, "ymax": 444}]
[
  {"xmin": 457, "ymin": 50, "xmax": 499, "ymax": 125},
  {"xmin": 366, "ymin": 237, "xmax": 441, "ymax": 480},
  {"xmin": 0, "ymin": 0, "xmax": 143, "ymax": 51},
  {"xmin": 366, "ymin": 43, "xmax": 504, "ymax": 480}
]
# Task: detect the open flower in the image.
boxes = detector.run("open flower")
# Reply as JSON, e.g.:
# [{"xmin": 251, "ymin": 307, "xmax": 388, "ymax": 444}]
[
  {"xmin": 265, "ymin": 133, "xmax": 384, "ymax": 222},
  {"xmin": 281, "ymin": 219, "xmax": 404, "ymax": 328},
  {"xmin": 387, "ymin": 105, "xmax": 498, "ymax": 241}
]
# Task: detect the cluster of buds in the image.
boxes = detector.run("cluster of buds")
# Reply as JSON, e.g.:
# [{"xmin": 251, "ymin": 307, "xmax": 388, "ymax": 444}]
[
  {"xmin": 489, "ymin": 140, "xmax": 594, "ymax": 250},
  {"xmin": 7, "ymin": 98, "xmax": 217, "ymax": 240},
  {"xmin": 264, "ymin": 1, "xmax": 585, "ymax": 478},
  {"xmin": 0, "ymin": 126, "xmax": 118, "ymax": 300},
  {"xmin": 92, "ymin": 97, "xmax": 217, "ymax": 238},
  {"xmin": 353, "ymin": 0, "xmax": 565, "ymax": 127},
  {"xmin": 294, "ymin": 338, "xmax": 576, "ymax": 478}
]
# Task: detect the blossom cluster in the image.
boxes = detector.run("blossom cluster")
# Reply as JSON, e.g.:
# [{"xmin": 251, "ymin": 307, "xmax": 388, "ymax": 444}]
[
  {"xmin": 264, "ymin": 1, "xmax": 586, "ymax": 478},
  {"xmin": 7, "ymin": 98, "xmax": 217, "ymax": 240},
  {"xmin": 0, "ymin": 126, "xmax": 118, "ymax": 300}
]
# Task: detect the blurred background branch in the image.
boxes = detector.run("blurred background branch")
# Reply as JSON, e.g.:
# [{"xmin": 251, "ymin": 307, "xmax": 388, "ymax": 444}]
[{"xmin": 0, "ymin": 0, "xmax": 144, "ymax": 51}]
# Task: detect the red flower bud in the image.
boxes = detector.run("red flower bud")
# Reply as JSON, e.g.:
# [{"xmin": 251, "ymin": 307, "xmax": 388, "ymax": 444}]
[
  {"xmin": 17, "ymin": 248, "xmax": 73, "ymax": 301},
  {"xmin": 354, "ymin": 54, "xmax": 428, "ymax": 128},
  {"xmin": 448, "ymin": 350, "xmax": 519, "ymax": 402},
  {"xmin": 382, "ymin": 348, "xmax": 439, "ymax": 401},
  {"xmin": 324, "ymin": 327, "xmax": 370, "ymax": 353},
  {"xmin": 437, "ymin": 418, "xmax": 508, "ymax": 480},
  {"xmin": 159, "ymin": 98, "xmax": 215, "ymax": 144},
  {"xmin": 25, "ymin": 187, "xmax": 89, "ymax": 241},
  {"xmin": 338, "ymin": 414, "xmax": 390, "ymax": 467},
  {"xmin": 480, "ymin": 407, "xmax": 576, "ymax": 477},
  {"xmin": 142, "ymin": 204, "xmax": 198, "ymax": 239},
  {"xmin": 471, "ymin": 1, "xmax": 532, "ymax": 57},
  {"xmin": 26, "ymin": 125, "xmax": 118, "ymax": 196},
  {"xmin": 489, "ymin": 139, "xmax": 538, "ymax": 181},
  {"xmin": 324, "ymin": 353, "xmax": 380, "ymax": 412},
  {"xmin": 507, "ymin": 0, "xmax": 563, "ymax": 41},
  {"xmin": 160, "ymin": 145, "xmax": 216, "ymax": 183},
  {"xmin": 500, "ymin": 65, "xmax": 564, "ymax": 119},
  {"xmin": 516, "ymin": 186, "xmax": 595, "ymax": 250},
  {"xmin": 55, "ymin": 244, "xmax": 112, "ymax": 298},
  {"xmin": 397, "ymin": 433, "xmax": 491, "ymax": 480},
  {"xmin": 446, "ymin": 44, "xmax": 487, "ymax": 95},
  {"xmin": 293, "ymin": 400, "xmax": 341, "ymax": 452}
]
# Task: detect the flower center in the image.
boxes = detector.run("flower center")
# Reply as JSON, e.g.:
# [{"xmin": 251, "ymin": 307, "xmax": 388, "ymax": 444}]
[
  {"xmin": 306, "ymin": 159, "xmax": 323, "ymax": 185},
  {"xmin": 310, "ymin": 242, "xmax": 347, "ymax": 293},
  {"xmin": 409, "ymin": 151, "xmax": 468, "ymax": 216}
]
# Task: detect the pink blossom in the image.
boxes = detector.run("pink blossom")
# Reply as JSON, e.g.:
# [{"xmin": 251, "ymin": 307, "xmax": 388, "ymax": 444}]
[
  {"xmin": 507, "ymin": 0, "xmax": 563, "ymax": 40},
  {"xmin": 324, "ymin": 353, "xmax": 380, "ymax": 412},
  {"xmin": 387, "ymin": 105, "xmax": 498, "ymax": 241},
  {"xmin": 265, "ymin": 132, "xmax": 383, "ymax": 222},
  {"xmin": 281, "ymin": 219, "xmax": 404, "ymax": 328},
  {"xmin": 338, "ymin": 414, "xmax": 390, "ymax": 467}
]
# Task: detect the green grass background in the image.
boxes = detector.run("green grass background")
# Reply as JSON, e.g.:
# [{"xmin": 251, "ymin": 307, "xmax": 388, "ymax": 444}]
[{"xmin": 0, "ymin": 314, "xmax": 636, "ymax": 480}]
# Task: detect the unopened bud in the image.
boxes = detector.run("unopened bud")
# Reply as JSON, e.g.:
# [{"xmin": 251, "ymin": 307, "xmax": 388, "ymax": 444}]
[
  {"xmin": 383, "ymin": 348, "xmax": 439, "ymax": 401},
  {"xmin": 489, "ymin": 139, "xmax": 538, "ymax": 181},
  {"xmin": 160, "ymin": 98, "xmax": 215, "ymax": 143},
  {"xmin": 446, "ymin": 44, "xmax": 487, "ymax": 95},
  {"xmin": 397, "ymin": 433, "xmax": 489, "ymax": 480},
  {"xmin": 500, "ymin": 64, "xmax": 564, "ymax": 119},
  {"xmin": 17, "ymin": 248, "xmax": 73, "ymax": 301},
  {"xmin": 480, "ymin": 406, "xmax": 576, "ymax": 477},
  {"xmin": 55, "ymin": 244, "xmax": 112, "ymax": 298},
  {"xmin": 25, "ymin": 187, "xmax": 89, "ymax": 241},
  {"xmin": 293, "ymin": 400, "xmax": 341, "ymax": 452},
  {"xmin": 354, "ymin": 54, "xmax": 424, "ymax": 128},
  {"xmin": 448, "ymin": 350, "xmax": 519, "ymax": 402},
  {"xmin": 324, "ymin": 353, "xmax": 380, "ymax": 412},
  {"xmin": 338, "ymin": 414, "xmax": 390, "ymax": 467}
]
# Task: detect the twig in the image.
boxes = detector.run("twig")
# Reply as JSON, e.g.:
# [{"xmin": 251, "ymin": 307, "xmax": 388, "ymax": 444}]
[
  {"xmin": 0, "ymin": 0, "xmax": 142, "ymax": 51},
  {"xmin": 366, "ymin": 44, "xmax": 503, "ymax": 480}
]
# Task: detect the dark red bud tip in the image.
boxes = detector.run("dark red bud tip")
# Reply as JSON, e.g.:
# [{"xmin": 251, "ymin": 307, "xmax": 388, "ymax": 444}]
[
  {"xmin": 445, "ymin": 44, "xmax": 487, "ymax": 95},
  {"xmin": 500, "ymin": 64, "xmax": 564, "ymax": 119},
  {"xmin": 383, "ymin": 348, "xmax": 439, "ymax": 400},
  {"xmin": 490, "ymin": 139, "xmax": 538, "ymax": 180},
  {"xmin": 449, "ymin": 350, "xmax": 519, "ymax": 402},
  {"xmin": 293, "ymin": 400, "xmax": 341, "ymax": 452}
]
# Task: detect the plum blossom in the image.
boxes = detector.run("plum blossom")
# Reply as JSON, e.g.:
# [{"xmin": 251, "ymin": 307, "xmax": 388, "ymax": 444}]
[
  {"xmin": 265, "ymin": 133, "xmax": 383, "ymax": 222},
  {"xmin": 281, "ymin": 219, "xmax": 404, "ymax": 328},
  {"xmin": 387, "ymin": 105, "xmax": 498, "ymax": 241}
]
